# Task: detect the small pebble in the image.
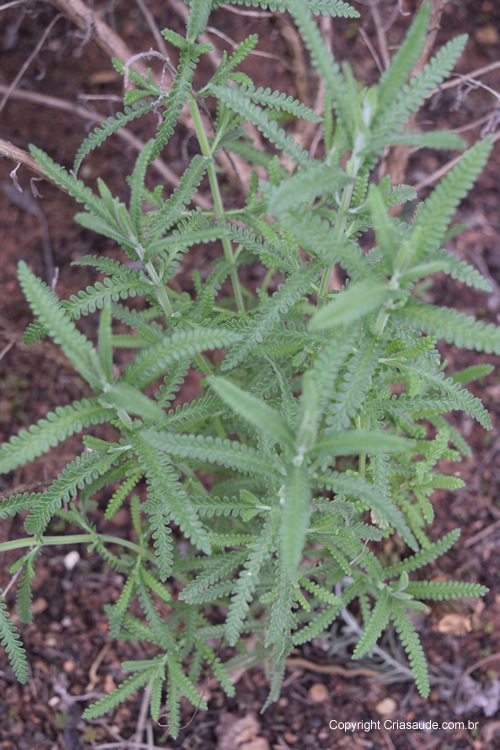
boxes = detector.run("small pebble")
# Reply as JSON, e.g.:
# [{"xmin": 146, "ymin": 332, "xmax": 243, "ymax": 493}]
[
  {"xmin": 308, "ymin": 682, "xmax": 328, "ymax": 702},
  {"xmin": 375, "ymin": 697, "xmax": 397, "ymax": 716},
  {"xmin": 63, "ymin": 550, "xmax": 80, "ymax": 571}
]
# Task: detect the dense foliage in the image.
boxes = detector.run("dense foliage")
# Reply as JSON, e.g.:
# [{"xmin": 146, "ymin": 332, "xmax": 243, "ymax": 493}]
[{"xmin": 0, "ymin": 0, "xmax": 495, "ymax": 735}]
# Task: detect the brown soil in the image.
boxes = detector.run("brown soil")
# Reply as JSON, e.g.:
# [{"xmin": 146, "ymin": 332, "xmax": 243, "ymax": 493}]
[{"xmin": 0, "ymin": 1, "xmax": 499, "ymax": 749}]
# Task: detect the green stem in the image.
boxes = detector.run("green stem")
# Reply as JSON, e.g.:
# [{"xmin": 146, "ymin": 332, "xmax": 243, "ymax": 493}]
[
  {"xmin": 318, "ymin": 180, "xmax": 355, "ymax": 304},
  {"xmin": 145, "ymin": 260, "xmax": 174, "ymax": 318},
  {"xmin": 188, "ymin": 95, "xmax": 245, "ymax": 314},
  {"xmin": 355, "ymin": 414, "xmax": 369, "ymax": 476},
  {"xmin": 318, "ymin": 149, "xmax": 363, "ymax": 305},
  {"xmin": 194, "ymin": 351, "xmax": 213, "ymax": 376},
  {"xmin": 0, "ymin": 534, "xmax": 156, "ymax": 564},
  {"xmin": 261, "ymin": 267, "xmax": 276, "ymax": 295}
]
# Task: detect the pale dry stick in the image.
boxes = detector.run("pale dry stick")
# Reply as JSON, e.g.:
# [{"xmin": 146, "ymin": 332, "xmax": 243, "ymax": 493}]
[
  {"xmin": 414, "ymin": 128, "xmax": 500, "ymax": 192},
  {"xmin": 284, "ymin": 656, "xmax": 379, "ymax": 678},
  {"xmin": 134, "ymin": 0, "xmax": 169, "ymax": 59},
  {"xmin": 436, "ymin": 60, "xmax": 500, "ymax": 93},
  {"xmin": 450, "ymin": 112, "xmax": 499, "ymax": 135},
  {"xmin": 205, "ymin": 25, "xmax": 296, "ymax": 68},
  {"xmin": 451, "ymin": 76, "xmax": 500, "ymax": 103},
  {"xmin": 0, "ymin": 340, "xmax": 15, "ymax": 361},
  {"xmin": 370, "ymin": 0, "xmax": 391, "ymax": 70},
  {"xmin": 274, "ymin": 10, "xmax": 322, "ymax": 172},
  {"xmin": 0, "ymin": 0, "xmax": 28, "ymax": 9},
  {"xmin": 359, "ymin": 25, "xmax": 384, "ymax": 74},
  {"xmin": 299, "ymin": 13, "xmax": 330, "ymax": 159},
  {"xmin": 133, "ymin": 686, "xmax": 152, "ymax": 748},
  {"xmin": 92, "ymin": 743, "xmax": 167, "ymax": 749},
  {"xmin": 123, "ymin": 49, "xmax": 176, "ymax": 91},
  {"xmin": 463, "ymin": 518, "xmax": 500, "ymax": 549},
  {"xmin": 51, "ymin": 0, "xmax": 148, "ymax": 72},
  {"xmin": 85, "ymin": 642, "xmax": 112, "ymax": 692},
  {"xmin": 0, "ymin": 13, "xmax": 63, "ymax": 113},
  {"xmin": 221, "ymin": 4, "xmax": 274, "ymax": 18},
  {"xmin": 0, "ymin": 85, "xmax": 211, "ymax": 207},
  {"xmin": 380, "ymin": 726, "xmax": 397, "ymax": 750},
  {"xmin": 275, "ymin": 11, "xmax": 311, "ymax": 108},
  {"xmin": 2, "ymin": 181, "xmax": 56, "ymax": 286},
  {"xmin": 1, "ymin": 567, "xmax": 22, "ymax": 598},
  {"xmin": 0, "ymin": 138, "xmax": 52, "ymax": 183}
]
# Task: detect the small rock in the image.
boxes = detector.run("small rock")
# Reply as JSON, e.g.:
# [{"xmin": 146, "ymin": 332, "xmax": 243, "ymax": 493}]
[
  {"xmin": 63, "ymin": 550, "xmax": 80, "ymax": 571},
  {"xmin": 375, "ymin": 697, "xmax": 397, "ymax": 716},
  {"xmin": 436, "ymin": 613, "xmax": 471, "ymax": 635},
  {"xmin": 32, "ymin": 597, "xmax": 48, "ymax": 614},
  {"xmin": 308, "ymin": 682, "xmax": 328, "ymax": 702},
  {"xmin": 215, "ymin": 712, "xmax": 270, "ymax": 750},
  {"xmin": 475, "ymin": 25, "xmax": 498, "ymax": 45}
]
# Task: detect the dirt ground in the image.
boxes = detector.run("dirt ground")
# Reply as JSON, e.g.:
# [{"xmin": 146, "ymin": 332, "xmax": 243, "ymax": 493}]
[{"xmin": 0, "ymin": 1, "xmax": 499, "ymax": 748}]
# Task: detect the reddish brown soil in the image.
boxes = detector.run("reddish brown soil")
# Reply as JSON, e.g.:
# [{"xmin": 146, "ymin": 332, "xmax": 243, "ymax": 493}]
[{"xmin": 0, "ymin": 1, "xmax": 499, "ymax": 748}]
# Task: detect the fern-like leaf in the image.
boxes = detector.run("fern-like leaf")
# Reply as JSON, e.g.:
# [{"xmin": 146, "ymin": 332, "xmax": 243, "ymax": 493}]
[
  {"xmin": 375, "ymin": 4, "xmax": 429, "ymax": 119},
  {"xmin": 123, "ymin": 327, "xmax": 240, "ymax": 388},
  {"xmin": 186, "ymin": 0, "xmax": 213, "ymax": 42},
  {"xmin": 24, "ymin": 451, "xmax": 117, "ymax": 536},
  {"xmin": 371, "ymin": 34, "xmax": 467, "ymax": 144},
  {"xmin": 18, "ymin": 262, "xmax": 104, "ymax": 388},
  {"xmin": 288, "ymin": 0, "xmax": 353, "ymax": 139},
  {"xmin": 412, "ymin": 137, "xmax": 493, "ymax": 262},
  {"xmin": 226, "ymin": 514, "xmax": 279, "ymax": 645},
  {"xmin": 145, "ymin": 155, "xmax": 211, "ymax": 241},
  {"xmin": 383, "ymin": 529, "xmax": 461, "ymax": 578},
  {"xmin": 352, "ymin": 587, "xmax": 392, "ymax": 659},
  {"xmin": 143, "ymin": 430, "xmax": 281, "ymax": 480},
  {"xmin": 0, "ymin": 398, "xmax": 110, "ymax": 474},
  {"xmin": 74, "ymin": 101, "xmax": 152, "ymax": 174},
  {"xmin": 0, "ymin": 593, "xmax": 28, "ymax": 683},
  {"xmin": 210, "ymin": 84, "xmax": 310, "ymax": 166},
  {"xmin": 222, "ymin": 264, "xmax": 319, "ymax": 371},
  {"xmin": 82, "ymin": 665, "xmax": 158, "ymax": 719},
  {"xmin": 213, "ymin": 1, "xmax": 358, "ymax": 16},
  {"xmin": 239, "ymin": 84, "xmax": 322, "ymax": 122},
  {"xmin": 133, "ymin": 433, "xmax": 211, "ymax": 572},
  {"xmin": 405, "ymin": 580, "xmax": 488, "ymax": 600},
  {"xmin": 390, "ymin": 605, "xmax": 430, "ymax": 697},
  {"xmin": 394, "ymin": 299, "xmax": 500, "ymax": 356}
]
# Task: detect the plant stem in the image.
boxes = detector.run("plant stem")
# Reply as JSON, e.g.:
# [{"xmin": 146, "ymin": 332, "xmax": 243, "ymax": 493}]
[
  {"xmin": 188, "ymin": 95, "xmax": 245, "ymax": 314},
  {"xmin": 195, "ymin": 351, "xmax": 213, "ymax": 376},
  {"xmin": 145, "ymin": 260, "xmax": 175, "ymax": 318},
  {"xmin": 0, "ymin": 534, "xmax": 156, "ymax": 564},
  {"xmin": 317, "ymin": 180, "xmax": 355, "ymax": 303},
  {"xmin": 318, "ymin": 151, "xmax": 362, "ymax": 304}
]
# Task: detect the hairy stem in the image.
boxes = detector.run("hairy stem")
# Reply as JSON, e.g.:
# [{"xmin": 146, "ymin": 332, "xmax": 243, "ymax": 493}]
[{"xmin": 188, "ymin": 95, "xmax": 245, "ymax": 314}]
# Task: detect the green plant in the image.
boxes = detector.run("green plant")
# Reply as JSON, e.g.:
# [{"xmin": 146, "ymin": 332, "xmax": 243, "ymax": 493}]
[{"xmin": 0, "ymin": 0, "xmax": 496, "ymax": 735}]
